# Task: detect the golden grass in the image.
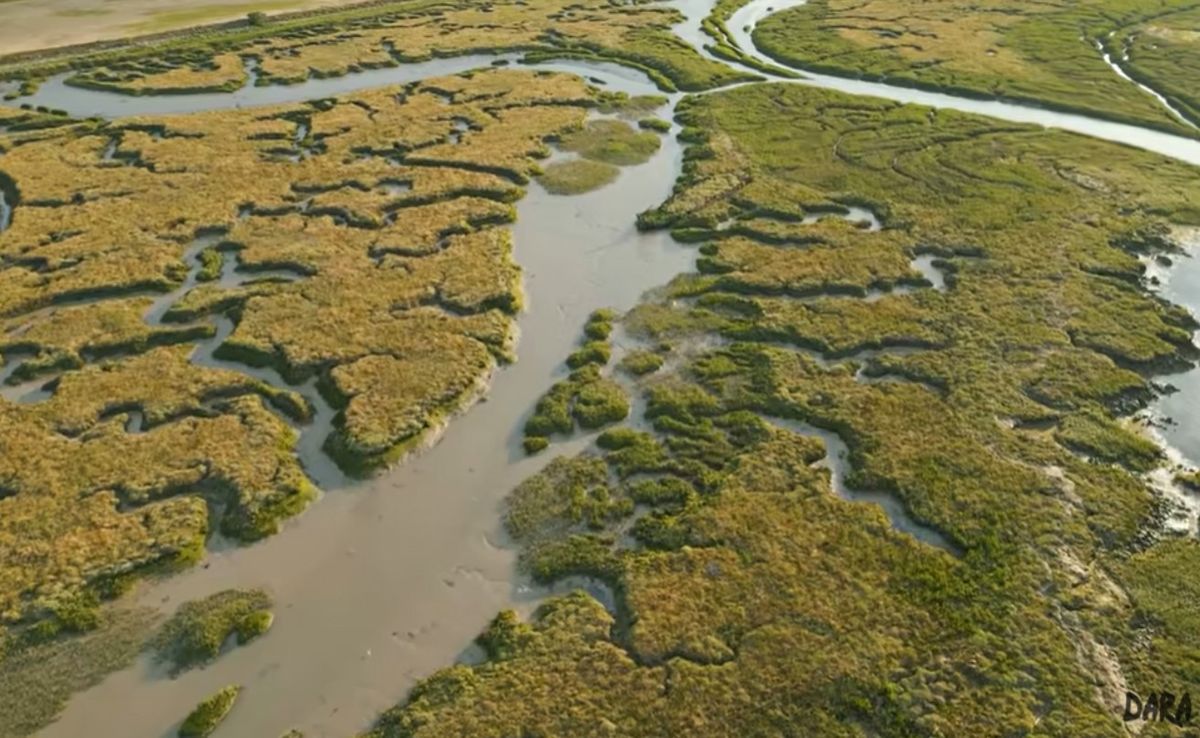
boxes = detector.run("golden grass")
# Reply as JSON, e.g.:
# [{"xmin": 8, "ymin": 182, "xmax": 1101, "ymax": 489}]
[
  {"xmin": 0, "ymin": 69, "xmax": 602, "ymax": 645},
  {"xmin": 54, "ymin": 0, "xmax": 751, "ymax": 95}
]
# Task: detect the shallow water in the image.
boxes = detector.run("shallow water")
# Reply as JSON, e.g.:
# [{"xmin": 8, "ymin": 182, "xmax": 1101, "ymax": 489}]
[
  {"xmin": 0, "ymin": 190, "xmax": 10, "ymax": 232},
  {"xmin": 1146, "ymin": 237, "xmax": 1200, "ymax": 469},
  {"xmin": 37, "ymin": 71, "xmax": 696, "ymax": 738},
  {"xmin": 17, "ymin": 56, "xmax": 669, "ymax": 118}
]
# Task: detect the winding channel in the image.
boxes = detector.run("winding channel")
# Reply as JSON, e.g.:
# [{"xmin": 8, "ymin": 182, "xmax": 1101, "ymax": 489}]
[{"xmin": 3, "ymin": 0, "xmax": 1199, "ymax": 735}]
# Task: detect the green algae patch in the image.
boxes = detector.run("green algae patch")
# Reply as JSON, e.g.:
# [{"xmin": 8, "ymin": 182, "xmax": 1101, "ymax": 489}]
[
  {"xmin": 179, "ymin": 685, "xmax": 241, "ymax": 738},
  {"xmin": 152, "ymin": 589, "xmax": 273, "ymax": 674},
  {"xmin": 0, "ymin": 608, "xmax": 158, "ymax": 738},
  {"xmin": 559, "ymin": 119, "xmax": 661, "ymax": 166},
  {"xmin": 538, "ymin": 119, "xmax": 667, "ymax": 196},
  {"xmin": 537, "ymin": 159, "xmax": 618, "ymax": 195}
]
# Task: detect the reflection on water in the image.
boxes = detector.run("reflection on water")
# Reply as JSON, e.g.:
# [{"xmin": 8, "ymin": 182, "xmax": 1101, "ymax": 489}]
[{"xmin": 1147, "ymin": 236, "xmax": 1200, "ymax": 468}]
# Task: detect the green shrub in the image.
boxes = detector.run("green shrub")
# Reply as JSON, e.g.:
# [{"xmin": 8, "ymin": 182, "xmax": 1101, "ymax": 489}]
[
  {"xmin": 618, "ymin": 350, "xmax": 664, "ymax": 376},
  {"xmin": 179, "ymin": 685, "xmax": 240, "ymax": 738},
  {"xmin": 523, "ymin": 435, "xmax": 551, "ymax": 454},
  {"xmin": 638, "ymin": 117, "xmax": 672, "ymax": 132},
  {"xmin": 152, "ymin": 589, "xmax": 272, "ymax": 673},
  {"xmin": 234, "ymin": 610, "xmax": 273, "ymax": 644},
  {"xmin": 566, "ymin": 341, "xmax": 611, "ymax": 369}
]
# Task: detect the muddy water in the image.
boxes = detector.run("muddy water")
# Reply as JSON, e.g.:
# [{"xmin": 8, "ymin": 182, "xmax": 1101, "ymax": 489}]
[{"xmin": 38, "ymin": 75, "xmax": 695, "ymax": 738}]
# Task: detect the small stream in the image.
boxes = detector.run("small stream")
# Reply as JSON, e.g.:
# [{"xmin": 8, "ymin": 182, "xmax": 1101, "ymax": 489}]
[
  {"xmin": 1095, "ymin": 34, "xmax": 1197, "ymax": 130},
  {"xmin": 763, "ymin": 416, "xmax": 959, "ymax": 553},
  {"xmin": 0, "ymin": 190, "xmax": 10, "ymax": 232}
]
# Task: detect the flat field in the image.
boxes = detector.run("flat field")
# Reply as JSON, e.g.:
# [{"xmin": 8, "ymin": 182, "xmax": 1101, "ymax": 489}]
[{"xmin": 0, "ymin": 0, "xmax": 343, "ymax": 55}]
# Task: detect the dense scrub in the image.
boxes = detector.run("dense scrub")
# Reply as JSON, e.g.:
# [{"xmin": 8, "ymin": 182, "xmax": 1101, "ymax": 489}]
[
  {"xmin": 367, "ymin": 82, "xmax": 1200, "ymax": 736},
  {"xmin": 151, "ymin": 588, "xmax": 273, "ymax": 673},
  {"xmin": 179, "ymin": 685, "xmax": 241, "ymax": 737},
  {"xmin": 750, "ymin": 0, "xmax": 1200, "ymax": 134},
  {"xmin": 0, "ymin": 68, "xmax": 612, "ymax": 699}
]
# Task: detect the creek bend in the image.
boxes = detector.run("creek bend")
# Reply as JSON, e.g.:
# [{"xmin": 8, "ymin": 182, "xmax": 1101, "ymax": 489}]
[{"xmin": 7, "ymin": 0, "xmax": 1200, "ymax": 735}]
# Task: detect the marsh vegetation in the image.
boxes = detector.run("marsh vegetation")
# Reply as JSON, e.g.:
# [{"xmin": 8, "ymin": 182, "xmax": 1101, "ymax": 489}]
[
  {"xmin": 0, "ymin": 66, "xmax": 621, "ymax": 719},
  {"xmin": 2, "ymin": 0, "xmax": 1200, "ymax": 735},
  {"xmin": 369, "ymin": 81, "xmax": 1200, "ymax": 738},
  {"xmin": 750, "ymin": 0, "xmax": 1200, "ymax": 134}
]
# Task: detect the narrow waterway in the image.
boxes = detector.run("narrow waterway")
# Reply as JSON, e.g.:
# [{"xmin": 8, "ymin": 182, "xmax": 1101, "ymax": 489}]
[
  {"xmin": 763, "ymin": 416, "xmax": 959, "ymax": 553},
  {"xmin": 1096, "ymin": 34, "xmax": 1196, "ymax": 130},
  {"xmin": 7, "ymin": 0, "xmax": 1200, "ymax": 734},
  {"xmin": 0, "ymin": 190, "xmax": 10, "ymax": 232}
]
